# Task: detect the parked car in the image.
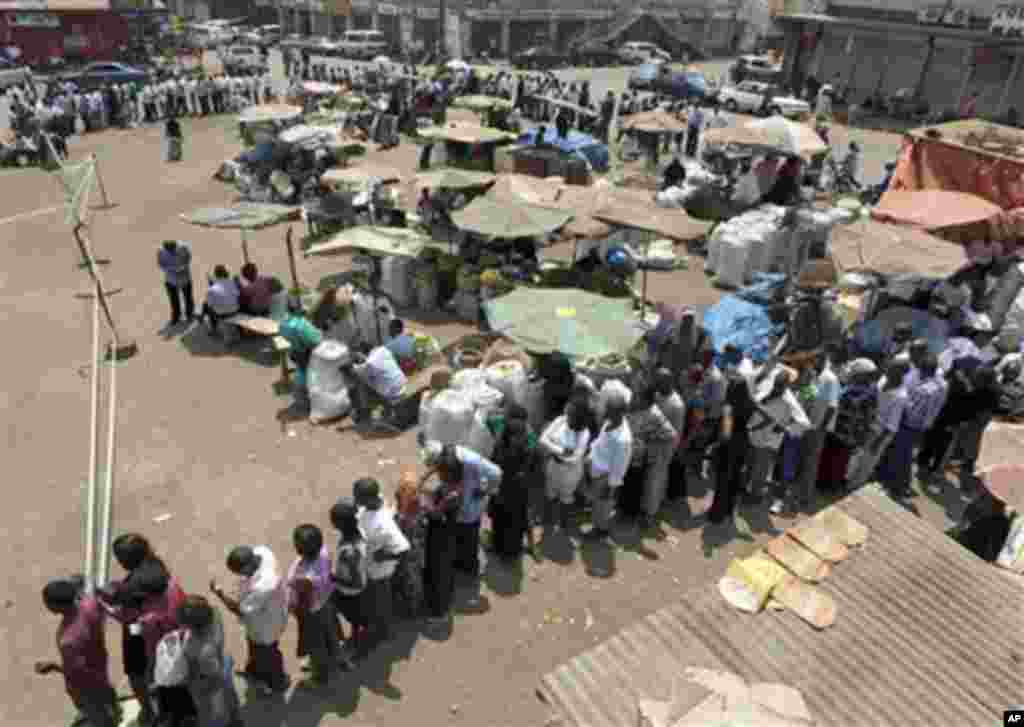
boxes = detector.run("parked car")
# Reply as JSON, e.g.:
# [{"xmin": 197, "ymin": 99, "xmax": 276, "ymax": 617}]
[
  {"xmin": 304, "ymin": 35, "xmax": 343, "ymax": 57},
  {"xmin": 338, "ymin": 29, "xmax": 388, "ymax": 59},
  {"xmin": 0, "ymin": 58, "xmax": 31, "ymax": 91},
  {"xmin": 717, "ymin": 81, "xmax": 809, "ymax": 117},
  {"xmin": 619, "ymin": 41, "xmax": 670, "ymax": 65},
  {"xmin": 222, "ymin": 44, "xmax": 267, "ymax": 73},
  {"xmin": 63, "ymin": 62, "xmax": 148, "ymax": 90},
  {"xmin": 511, "ymin": 46, "xmax": 565, "ymax": 70},
  {"xmin": 730, "ymin": 54, "xmax": 783, "ymax": 84},
  {"xmin": 627, "ymin": 62, "xmax": 663, "ymax": 91}
]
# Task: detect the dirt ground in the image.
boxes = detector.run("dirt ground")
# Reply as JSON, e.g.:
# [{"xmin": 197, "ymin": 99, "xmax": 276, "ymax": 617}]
[{"xmin": 1, "ymin": 87, "xmax": 1019, "ymax": 727}]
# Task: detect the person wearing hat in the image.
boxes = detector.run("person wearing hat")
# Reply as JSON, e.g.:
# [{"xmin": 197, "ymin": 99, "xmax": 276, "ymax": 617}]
[
  {"xmin": 36, "ymin": 576, "xmax": 120, "ymax": 727},
  {"xmin": 210, "ymin": 545, "xmax": 290, "ymax": 693},
  {"xmin": 157, "ymin": 240, "xmax": 195, "ymax": 327},
  {"xmin": 329, "ymin": 498, "xmax": 369, "ymax": 649},
  {"xmin": 354, "ymin": 478, "xmax": 410, "ymax": 647},
  {"xmin": 744, "ymin": 366, "xmax": 811, "ymax": 513}
]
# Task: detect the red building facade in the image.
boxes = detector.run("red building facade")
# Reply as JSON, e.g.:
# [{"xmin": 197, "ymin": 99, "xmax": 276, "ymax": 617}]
[{"xmin": 0, "ymin": 1, "xmax": 129, "ymax": 65}]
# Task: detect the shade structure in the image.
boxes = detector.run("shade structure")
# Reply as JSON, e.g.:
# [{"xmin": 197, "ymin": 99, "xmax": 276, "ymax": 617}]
[
  {"xmin": 594, "ymin": 185, "xmax": 715, "ymax": 241},
  {"xmin": 305, "ymin": 225, "xmax": 446, "ymax": 259},
  {"xmin": 301, "ymin": 81, "xmax": 342, "ymax": 96},
  {"xmin": 446, "ymin": 59, "xmax": 471, "ymax": 71},
  {"xmin": 321, "ymin": 164, "xmax": 403, "ymax": 188},
  {"xmin": 830, "ymin": 217, "xmax": 967, "ymax": 277},
  {"xmin": 414, "ymin": 167, "xmax": 496, "ymax": 191},
  {"xmin": 453, "ymin": 95, "xmax": 513, "ymax": 112},
  {"xmin": 979, "ymin": 464, "xmax": 1024, "ymax": 511},
  {"xmin": 180, "ymin": 202, "xmax": 300, "ymax": 230},
  {"xmin": 872, "ymin": 189, "xmax": 1002, "ymax": 231},
  {"xmin": 483, "ymin": 287, "xmax": 643, "ymax": 359},
  {"xmin": 416, "ymin": 122, "xmax": 518, "ymax": 145},
  {"xmin": 451, "ymin": 195, "xmax": 572, "ymax": 238},
  {"xmin": 485, "ymin": 174, "xmax": 562, "ymax": 206},
  {"xmin": 619, "ymin": 109, "xmax": 687, "ymax": 134},
  {"xmin": 278, "ymin": 124, "xmax": 341, "ymax": 147},
  {"xmin": 705, "ymin": 116, "xmax": 826, "ymax": 159},
  {"xmin": 238, "ymin": 104, "xmax": 303, "ymax": 124},
  {"xmin": 372, "ymin": 55, "xmax": 391, "ymax": 64}
]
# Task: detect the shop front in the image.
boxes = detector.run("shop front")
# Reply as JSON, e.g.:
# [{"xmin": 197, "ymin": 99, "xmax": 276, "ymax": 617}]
[{"xmin": 0, "ymin": 1, "xmax": 129, "ymax": 66}]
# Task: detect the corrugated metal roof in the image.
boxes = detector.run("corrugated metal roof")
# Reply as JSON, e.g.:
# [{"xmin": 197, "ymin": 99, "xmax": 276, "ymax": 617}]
[{"xmin": 540, "ymin": 487, "xmax": 1024, "ymax": 727}]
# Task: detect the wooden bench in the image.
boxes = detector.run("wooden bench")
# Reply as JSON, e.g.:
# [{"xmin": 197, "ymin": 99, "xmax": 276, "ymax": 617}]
[{"xmin": 221, "ymin": 314, "xmax": 293, "ymax": 385}]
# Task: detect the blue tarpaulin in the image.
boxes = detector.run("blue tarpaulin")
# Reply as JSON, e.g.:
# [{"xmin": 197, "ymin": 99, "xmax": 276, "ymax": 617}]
[
  {"xmin": 701, "ymin": 294, "xmax": 782, "ymax": 363},
  {"xmin": 517, "ymin": 128, "xmax": 610, "ymax": 172}
]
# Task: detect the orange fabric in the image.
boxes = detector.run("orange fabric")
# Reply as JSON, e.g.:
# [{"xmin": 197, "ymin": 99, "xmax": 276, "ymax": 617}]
[{"xmin": 887, "ymin": 138, "xmax": 1024, "ymax": 211}]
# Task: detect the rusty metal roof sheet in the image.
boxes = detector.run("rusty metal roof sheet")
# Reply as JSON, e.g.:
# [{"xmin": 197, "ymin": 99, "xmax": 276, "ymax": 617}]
[{"xmin": 540, "ymin": 487, "xmax": 1024, "ymax": 727}]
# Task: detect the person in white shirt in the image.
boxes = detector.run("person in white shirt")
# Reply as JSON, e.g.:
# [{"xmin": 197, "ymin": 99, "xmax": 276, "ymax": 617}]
[
  {"xmin": 210, "ymin": 545, "xmax": 291, "ymax": 692},
  {"xmin": 345, "ymin": 343, "xmax": 407, "ymax": 427},
  {"xmin": 745, "ymin": 367, "xmax": 811, "ymax": 514},
  {"xmin": 355, "ymin": 478, "xmax": 410, "ymax": 647},
  {"xmin": 846, "ymin": 361, "xmax": 909, "ymax": 490},
  {"xmin": 329, "ymin": 497, "xmax": 368, "ymax": 650},
  {"xmin": 792, "ymin": 355, "xmax": 840, "ymax": 509},
  {"xmin": 586, "ymin": 390, "xmax": 633, "ymax": 538},
  {"xmin": 201, "ymin": 264, "xmax": 240, "ymax": 335},
  {"xmin": 540, "ymin": 403, "xmax": 592, "ymax": 533}
]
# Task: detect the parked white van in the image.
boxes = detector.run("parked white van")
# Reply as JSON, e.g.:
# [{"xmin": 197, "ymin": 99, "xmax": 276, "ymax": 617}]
[
  {"xmin": 339, "ymin": 30, "xmax": 388, "ymax": 60},
  {"xmin": 618, "ymin": 41, "xmax": 670, "ymax": 65}
]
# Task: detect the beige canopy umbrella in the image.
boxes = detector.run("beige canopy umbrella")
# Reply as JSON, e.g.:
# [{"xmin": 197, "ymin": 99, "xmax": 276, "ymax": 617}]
[
  {"xmin": 705, "ymin": 116, "xmax": 827, "ymax": 159},
  {"xmin": 238, "ymin": 104, "xmax": 303, "ymax": 124},
  {"xmin": 452, "ymin": 196, "xmax": 571, "ymax": 238},
  {"xmin": 485, "ymin": 174, "xmax": 562, "ymax": 206},
  {"xmin": 414, "ymin": 167, "xmax": 496, "ymax": 190},
  {"xmin": 620, "ymin": 110, "xmax": 688, "ymax": 134},
  {"xmin": 322, "ymin": 164, "xmax": 404, "ymax": 188},
  {"xmin": 830, "ymin": 217, "xmax": 967, "ymax": 277},
  {"xmin": 453, "ymin": 95, "xmax": 514, "ymax": 112},
  {"xmin": 486, "ymin": 177, "xmax": 612, "ymax": 239}
]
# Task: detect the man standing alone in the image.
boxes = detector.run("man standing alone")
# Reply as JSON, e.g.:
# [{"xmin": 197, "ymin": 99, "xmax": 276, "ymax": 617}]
[{"xmin": 158, "ymin": 240, "xmax": 195, "ymax": 326}]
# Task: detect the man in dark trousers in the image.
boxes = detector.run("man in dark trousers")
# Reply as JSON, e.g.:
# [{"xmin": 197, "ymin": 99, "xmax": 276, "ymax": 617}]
[{"xmin": 157, "ymin": 240, "xmax": 195, "ymax": 326}]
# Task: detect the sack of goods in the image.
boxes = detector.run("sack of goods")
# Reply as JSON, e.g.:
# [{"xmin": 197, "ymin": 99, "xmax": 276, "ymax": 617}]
[
  {"xmin": 422, "ymin": 388, "xmax": 476, "ymax": 445},
  {"xmin": 308, "ymin": 340, "xmax": 352, "ymax": 424},
  {"xmin": 465, "ymin": 408, "xmax": 496, "ymax": 459},
  {"xmin": 465, "ymin": 382, "xmax": 504, "ymax": 413},
  {"xmin": 485, "ymin": 360, "xmax": 527, "ymax": 406},
  {"xmin": 451, "ymin": 367, "xmax": 487, "ymax": 391},
  {"xmin": 352, "ymin": 291, "xmax": 395, "ymax": 346}
]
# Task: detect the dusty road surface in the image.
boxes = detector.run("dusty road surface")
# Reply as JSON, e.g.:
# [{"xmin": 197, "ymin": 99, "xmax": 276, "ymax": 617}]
[{"xmin": 0, "ymin": 59, "xmax": 1007, "ymax": 727}]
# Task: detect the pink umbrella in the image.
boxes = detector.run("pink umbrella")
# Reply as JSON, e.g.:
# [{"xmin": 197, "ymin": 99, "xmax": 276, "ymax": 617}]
[{"xmin": 873, "ymin": 189, "xmax": 1002, "ymax": 231}]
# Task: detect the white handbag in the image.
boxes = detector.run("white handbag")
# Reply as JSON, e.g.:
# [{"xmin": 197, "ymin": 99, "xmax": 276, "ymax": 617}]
[{"xmin": 153, "ymin": 629, "xmax": 190, "ymax": 687}]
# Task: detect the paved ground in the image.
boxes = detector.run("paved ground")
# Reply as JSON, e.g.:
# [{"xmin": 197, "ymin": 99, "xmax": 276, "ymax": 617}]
[{"xmin": 0, "ymin": 52, "xmax": 1014, "ymax": 727}]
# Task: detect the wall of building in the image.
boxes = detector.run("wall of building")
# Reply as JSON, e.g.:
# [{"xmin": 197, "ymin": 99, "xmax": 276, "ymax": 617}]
[{"xmin": 826, "ymin": 0, "xmax": 1000, "ymax": 23}]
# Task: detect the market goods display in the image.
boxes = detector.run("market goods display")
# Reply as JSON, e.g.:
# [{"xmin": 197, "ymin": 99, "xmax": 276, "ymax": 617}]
[
  {"xmin": 422, "ymin": 388, "xmax": 475, "ymax": 445},
  {"xmin": 484, "ymin": 360, "xmax": 526, "ymax": 407}
]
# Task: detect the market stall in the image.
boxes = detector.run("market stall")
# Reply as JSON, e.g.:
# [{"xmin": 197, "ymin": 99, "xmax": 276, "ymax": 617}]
[
  {"xmin": 180, "ymin": 203, "xmax": 301, "ymax": 264},
  {"xmin": 416, "ymin": 122, "xmax": 518, "ymax": 173}
]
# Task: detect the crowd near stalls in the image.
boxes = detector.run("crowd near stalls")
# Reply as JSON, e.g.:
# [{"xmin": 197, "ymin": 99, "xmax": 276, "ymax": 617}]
[{"xmin": 36, "ymin": 54, "xmax": 1024, "ymax": 727}]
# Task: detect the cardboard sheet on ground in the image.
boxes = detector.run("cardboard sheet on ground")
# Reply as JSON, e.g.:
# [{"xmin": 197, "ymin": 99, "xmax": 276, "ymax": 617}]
[
  {"xmin": 765, "ymin": 535, "xmax": 832, "ymax": 582},
  {"xmin": 482, "ymin": 287, "xmax": 643, "ymax": 359},
  {"xmin": 811, "ymin": 506, "xmax": 869, "ymax": 547},
  {"xmin": 637, "ymin": 668, "xmax": 814, "ymax": 727},
  {"xmin": 773, "ymin": 575, "xmax": 837, "ymax": 630},
  {"xmin": 787, "ymin": 520, "xmax": 849, "ymax": 563}
]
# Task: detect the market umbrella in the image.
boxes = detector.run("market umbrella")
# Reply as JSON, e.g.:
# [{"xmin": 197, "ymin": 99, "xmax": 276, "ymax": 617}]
[
  {"xmin": 482, "ymin": 287, "xmax": 643, "ymax": 359},
  {"xmin": 485, "ymin": 174, "xmax": 561, "ymax": 206},
  {"xmin": 180, "ymin": 202, "xmax": 300, "ymax": 264},
  {"xmin": 453, "ymin": 95, "xmax": 513, "ymax": 112},
  {"xmin": 446, "ymin": 59, "xmax": 471, "ymax": 71},
  {"xmin": 872, "ymin": 189, "xmax": 1002, "ymax": 231},
  {"xmin": 305, "ymin": 225, "xmax": 445, "ymax": 259},
  {"xmin": 372, "ymin": 55, "xmax": 391, "ymax": 65},
  {"xmin": 416, "ymin": 122, "xmax": 518, "ymax": 145},
  {"xmin": 238, "ymin": 104, "xmax": 303, "ymax": 124},
  {"xmin": 534, "ymin": 96, "xmax": 599, "ymax": 118},
  {"xmin": 451, "ymin": 195, "xmax": 571, "ymax": 239},
  {"xmin": 619, "ymin": 109, "xmax": 688, "ymax": 134},
  {"xmin": 278, "ymin": 124, "xmax": 340, "ymax": 147},
  {"xmin": 830, "ymin": 217, "xmax": 967, "ymax": 277},
  {"xmin": 322, "ymin": 164, "xmax": 403, "ymax": 188},
  {"xmin": 704, "ymin": 117, "xmax": 826, "ymax": 159},
  {"xmin": 414, "ymin": 167, "xmax": 496, "ymax": 191}
]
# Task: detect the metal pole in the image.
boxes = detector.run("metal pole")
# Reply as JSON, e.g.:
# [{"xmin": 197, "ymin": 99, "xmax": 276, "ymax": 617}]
[
  {"xmin": 91, "ymin": 154, "xmax": 111, "ymax": 208},
  {"xmin": 97, "ymin": 338, "xmax": 117, "ymax": 588},
  {"xmin": 84, "ymin": 293, "xmax": 100, "ymax": 594}
]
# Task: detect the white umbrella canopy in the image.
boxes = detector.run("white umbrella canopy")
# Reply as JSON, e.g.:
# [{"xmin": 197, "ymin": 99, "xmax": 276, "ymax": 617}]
[
  {"xmin": 373, "ymin": 55, "xmax": 391, "ymax": 64},
  {"xmin": 446, "ymin": 59, "xmax": 471, "ymax": 71},
  {"xmin": 745, "ymin": 116, "xmax": 828, "ymax": 158}
]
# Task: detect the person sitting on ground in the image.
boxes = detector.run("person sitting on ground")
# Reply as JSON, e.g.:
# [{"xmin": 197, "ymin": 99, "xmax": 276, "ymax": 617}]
[
  {"xmin": 385, "ymin": 319, "xmax": 416, "ymax": 365},
  {"xmin": 342, "ymin": 342, "xmax": 408, "ymax": 427},
  {"xmin": 201, "ymin": 265, "xmax": 240, "ymax": 335},
  {"xmin": 236, "ymin": 263, "xmax": 275, "ymax": 316}
]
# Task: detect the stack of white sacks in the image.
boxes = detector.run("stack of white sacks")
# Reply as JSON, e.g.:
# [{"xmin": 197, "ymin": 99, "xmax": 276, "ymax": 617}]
[
  {"xmin": 419, "ymin": 360, "xmax": 529, "ymax": 458},
  {"xmin": 706, "ymin": 204, "xmax": 855, "ymax": 288}
]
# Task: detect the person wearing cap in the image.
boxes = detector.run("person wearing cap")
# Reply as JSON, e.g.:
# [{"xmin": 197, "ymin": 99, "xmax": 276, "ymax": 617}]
[
  {"xmin": 848, "ymin": 360, "xmax": 909, "ymax": 492},
  {"xmin": 36, "ymin": 576, "xmax": 120, "ymax": 727},
  {"xmin": 745, "ymin": 367, "xmax": 811, "ymax": 513},
  {"xmin": 354, "ymin": 478, "xmax": 410, "ymax": 646},
  {"xmin": 210, "ymin": 545, "xmax": 290, "ymax": 693},
  {"xmin": 328, "ymin": 498, "xmax": 368, "ymax": 649},
  {"xmin": 157, "ymin": 239, "xmax": 195, "ymax": 327}
]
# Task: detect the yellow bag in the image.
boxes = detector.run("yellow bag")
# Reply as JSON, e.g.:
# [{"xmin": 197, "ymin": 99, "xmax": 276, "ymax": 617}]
[{"xmin": 725, "ymin": 554, "xmax": 788, "ymax": 611}]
